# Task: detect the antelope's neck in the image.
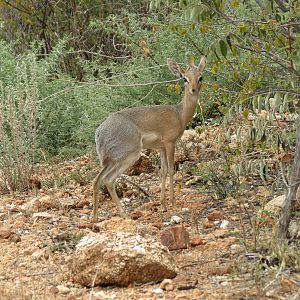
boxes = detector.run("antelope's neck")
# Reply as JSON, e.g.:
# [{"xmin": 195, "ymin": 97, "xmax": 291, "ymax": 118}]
[{"xmin": 178, "ymin": 92, "xmax": 199, "ymax": 128}]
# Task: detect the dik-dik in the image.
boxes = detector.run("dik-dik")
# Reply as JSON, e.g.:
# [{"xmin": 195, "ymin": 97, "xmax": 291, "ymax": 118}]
[{"xmin": 93, "ymin": 56, "xmax": 206, "ymax": 222}]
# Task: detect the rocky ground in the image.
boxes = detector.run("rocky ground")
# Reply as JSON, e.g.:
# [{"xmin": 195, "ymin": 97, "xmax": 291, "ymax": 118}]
[{"xmin": 0, "ymin": 129, "xmax": 299, "ymax": 300}]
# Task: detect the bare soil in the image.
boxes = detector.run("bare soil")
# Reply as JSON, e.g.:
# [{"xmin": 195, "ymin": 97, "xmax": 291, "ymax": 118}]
[{"xmin": 0, "ymin": 152, "xmax": 299, "ymax": 300}]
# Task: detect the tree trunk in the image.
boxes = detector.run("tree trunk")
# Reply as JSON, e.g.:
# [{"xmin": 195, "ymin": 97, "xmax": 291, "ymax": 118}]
[{"xmin": 277, "ymin": 116, "xmax": 300, "ymax": 239}]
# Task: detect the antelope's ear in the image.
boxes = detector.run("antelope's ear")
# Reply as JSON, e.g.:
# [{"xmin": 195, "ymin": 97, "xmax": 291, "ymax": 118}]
[
  {"xmin": 167, "ymin": 58, "xmax": 184, "ymax": 78},
  {"xmin": 197, "ymin": 56, "xmax": 206, "ymax": 73}
]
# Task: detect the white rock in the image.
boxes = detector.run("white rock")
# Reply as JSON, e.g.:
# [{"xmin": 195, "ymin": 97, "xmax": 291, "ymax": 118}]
[
  {"xmin": 160, "ymin": 278, "xmax": 174, "ymax": 291},
  {"xmin": 152, "ymin": 288, "xmax": 164, "ymax": 294},
  {"xmin": 121, "ymin": 198, "xmax": 131, "ymax": 204},
  {"xmin": 170, "ymin": 215, "xmax": 183, "ymax": 225},
  {"xmin": 56, "ymin": 285, "xmax": 70, "ymax": 294},
  {"xmin": 93, "ymin": 291, "xmax": 116, "ymax": 299},
  {"xmin": 220, "ymin": 220, "xmax": 229, "ymax": 229},
  {"xmin": 32, "ymin": 212, "xmax": 53, "ymax": 219}
]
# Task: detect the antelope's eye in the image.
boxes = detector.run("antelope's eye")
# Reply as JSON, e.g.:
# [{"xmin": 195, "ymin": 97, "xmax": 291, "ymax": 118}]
[
  {"xmin": 198, "ymin": 76, "xmax": 203, "ymax": 83},
  {"xmin": 182, "ymin": 77, "xmax": 188, "ymax": 83}
]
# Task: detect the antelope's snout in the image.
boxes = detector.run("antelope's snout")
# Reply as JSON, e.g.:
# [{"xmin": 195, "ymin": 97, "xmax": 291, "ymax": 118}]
[{"xmin": 188, "ymin": 78, "xmax": 200, "ymax": 95}]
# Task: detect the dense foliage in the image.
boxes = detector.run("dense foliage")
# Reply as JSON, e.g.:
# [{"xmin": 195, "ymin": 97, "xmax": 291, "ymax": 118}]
[{"xmin": 0, "ymin": 0, "xmax": 299, "ymax": 191}]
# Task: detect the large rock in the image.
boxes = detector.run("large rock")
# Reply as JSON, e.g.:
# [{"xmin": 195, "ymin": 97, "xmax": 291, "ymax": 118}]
[
  {"xmin": 264, "ymin": 195, "xmax": 286, "ymax": 215},
  {"xmin": 70, "ymin": 231, "xmax": 177, "ymax": 287},
  {"xmin": 264, "ymin": 194, "xmax": 300, "ymax": 216}
]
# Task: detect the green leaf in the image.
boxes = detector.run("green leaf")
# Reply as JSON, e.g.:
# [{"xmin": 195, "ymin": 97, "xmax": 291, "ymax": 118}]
[
  {"xmin": 149, "ymin": 1, "xmax": 154, "ymax": 10},
  {"xmin": 274, "ymin": 92, "xmax": 281, "ymax": 108},
  {"xmin": 242, "ymin": 108, "xmax": 249, "ymax": 119},
  {"xmin": 257, "ymin": 95, "xmax": 262, "ymax": 113},
  {"xmin": 252, "ymin": 96, "xmax": 257, "ymax": 112},
  {"xmin": 219, "ymin": 40, "xmax": 227, "ymax": 58},
  {"xmin": 264, "ymin": 93, "xmax": 271, "ymax": 110},
  {"xmin": 190, "ymin": 6, "xmax": 201, "ymax": 22},
  {"xmin": 282, "ymin": 93, "xmax": 289, "ymax": 111}
]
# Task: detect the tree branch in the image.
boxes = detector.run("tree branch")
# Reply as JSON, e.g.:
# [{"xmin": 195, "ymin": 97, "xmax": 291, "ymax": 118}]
[{"xmin": 278, "ymin": 116, "xmax": 300, "ymax": 239}]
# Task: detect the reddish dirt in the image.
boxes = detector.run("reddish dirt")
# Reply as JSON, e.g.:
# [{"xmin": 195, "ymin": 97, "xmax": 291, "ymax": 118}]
[{"xmin": 0, "ymin": 153, "xmax": 299, "ymax": 300}]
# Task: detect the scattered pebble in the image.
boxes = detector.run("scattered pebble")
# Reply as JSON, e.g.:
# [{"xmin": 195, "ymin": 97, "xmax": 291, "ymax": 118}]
[
  {"xmin": 0, "ymin": 227, "xmax": 12, "ymax": 239},
  {"xmin": 160, "ymin": 278, "xmax": 174, "ymax": 291},
  {"xmin": 220, "ymin": 220, "xmax": 229, "ymax": 229},
  {"xmin": 170, "ymin": 215, "xmax": 183, "ymax": 225},
  {"xmin": 56, "ymin": 285, "xmax": 70, "ymax": 294},
  {"xmin": 152, "ymin": 288, "xmax": 164, "ymax": 294},
  {"xmin": 49, "ymin": 286, "xmax": 59, "ymax": 294},
  {"xmin": 203, "ymin": 218, "xmax": 214, "ymax": 228},
  {"xmin": 32, "ymin": 212, "xmax": 53, "ymax": 219},
  {"xmin": 190, "ymin": 235, "xmax": 204, "ymax": 247},
  {"xmin": 207, "ymin": 210, "xmax": 223, "ymax": 221}
]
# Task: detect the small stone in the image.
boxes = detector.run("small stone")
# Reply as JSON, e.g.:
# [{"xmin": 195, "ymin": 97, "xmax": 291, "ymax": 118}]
[
  {"xmin": 152, "ymin": 288, "xmax": 164, "ymax": 294},
  {"xmin": 0, "ymin": 227, "xmax": 12, "ymax": 239},
  {"xmin": 0, "ymin": 276, "xmax": 6, "ymax": 281},
  {"xmin": 182, "ymin": 208, "xmax": 190, "ymax": 213},
  {"xmin": 203, "ymin": 218, "xmax": 214, "ymax": 228},
  {"xmin": 207, "ymin": 210, "xmax": 223, "ymax": 221},
  {"xmin": 56, "ymin": 285, "xmax": 70, "ymax": 294},
  {"xmin": 160, "ymin": 279, "xmax": 174, "ymax": 291},
  {"xmin": 170, "ymin": 215, "xmax": 183, "ymax": 225},
  {"xmin": 32, "ymin": 212, "xmax": 53, "ymax": 219},
  {"xmin": 220, "ymin": 281, "xmax": 229, "ymax": 286},
  {"xmin": 131, "ymin": 210, "xmax": 143, "ymax": 220},
  {"xmin": 160, "ymin": 225, "xmax": 190, "ymax": 251},
  {"xmin": 49, "ymin": 286, "xmax": 59, "ymax": 294},
  {"xmin": 220, "ymin": 220, "xmax": 229, "ymax": 229},
  {"xmin": 190, "ymin": 235, "xmax": 204, "ymax": 247}
]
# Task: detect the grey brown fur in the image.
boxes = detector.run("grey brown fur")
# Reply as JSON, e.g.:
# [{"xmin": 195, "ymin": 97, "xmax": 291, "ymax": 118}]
[{"xmin": 93, "ymin": 57, "xmax": 206, "ymax": 222}]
